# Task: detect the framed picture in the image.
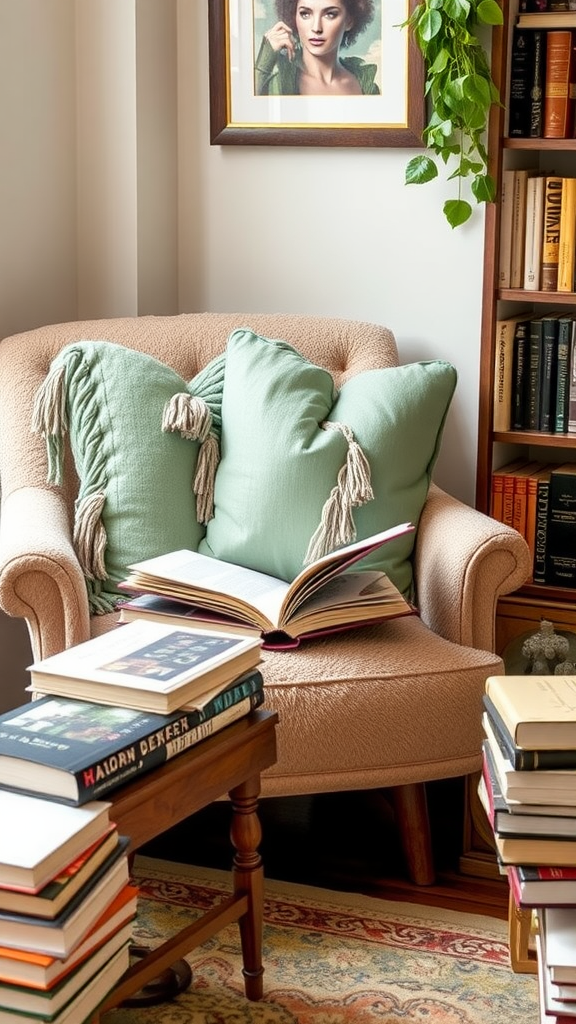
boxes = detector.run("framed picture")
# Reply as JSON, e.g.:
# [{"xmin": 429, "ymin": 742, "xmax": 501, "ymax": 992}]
[{"xmin": 208, "ymin": 0, "xmax": 425, "ymax": 147}]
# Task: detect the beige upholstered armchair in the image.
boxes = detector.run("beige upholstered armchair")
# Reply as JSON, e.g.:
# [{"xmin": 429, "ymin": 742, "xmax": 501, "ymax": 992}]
[{"xmin": 0, "ymin": 313, "xmax": 531, "ymax": 885}]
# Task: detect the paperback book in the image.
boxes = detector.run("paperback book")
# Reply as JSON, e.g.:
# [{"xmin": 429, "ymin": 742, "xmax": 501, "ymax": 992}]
[
  {"xmin": 0, "ymin": 669, "xmax": 264, "ymax": 805},
  {"xmin": 120, "ymin": 523, "xmax": 416, "ymax": 650},
  {"xmin": 27, "ymin": 619, "xmax": 262, "ymax": 714}
]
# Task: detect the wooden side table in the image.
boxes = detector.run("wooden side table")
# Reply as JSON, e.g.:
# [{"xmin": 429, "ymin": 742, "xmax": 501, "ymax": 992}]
[{"xmin": 92, "ymin": 708, "xmax": 278, "ymax": 1019}]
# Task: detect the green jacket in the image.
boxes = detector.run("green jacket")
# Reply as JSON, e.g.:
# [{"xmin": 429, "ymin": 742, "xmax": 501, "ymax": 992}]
[{"xmin": 254, "ymin": 36, "xmax": 380, "ymax": 96}]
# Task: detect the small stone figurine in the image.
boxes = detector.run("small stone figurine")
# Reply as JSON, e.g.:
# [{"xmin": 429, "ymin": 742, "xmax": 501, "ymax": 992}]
[{"xmin": 521, "ymin": 620, "xmax": 575, "ymax": 675}]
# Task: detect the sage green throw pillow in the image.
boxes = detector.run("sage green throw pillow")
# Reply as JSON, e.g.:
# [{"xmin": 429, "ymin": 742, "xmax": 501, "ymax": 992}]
[
  {"xmin": 33, "ymin": 341, "xmax": 224, "ymax": 614},
  {"xmin": 200, "ymin": 329, "xmax": 457, "ymax": 598}
]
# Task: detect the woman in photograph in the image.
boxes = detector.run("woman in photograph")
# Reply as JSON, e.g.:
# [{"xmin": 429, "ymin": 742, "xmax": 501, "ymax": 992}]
[{"xmin": 255, "ymin": 0, "xmax": 379, "ymax": 96}]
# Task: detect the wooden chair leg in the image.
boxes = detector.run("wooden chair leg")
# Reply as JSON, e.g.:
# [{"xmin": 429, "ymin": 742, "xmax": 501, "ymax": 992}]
[{"xmin": 391, "ymin": 782, "xmax": 435, "ymax": 886}]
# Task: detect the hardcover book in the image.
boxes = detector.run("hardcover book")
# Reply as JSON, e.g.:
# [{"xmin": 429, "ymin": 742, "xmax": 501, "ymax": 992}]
[
  {"xmin": 27, "ymin": 619, "xmax": 262, "ymax": 714},
  {"xmin": 0, "ymin": 942, "xmax": 131, "ymax": 1024},
  {"xmin": 509, "ymin": 28, "xmax": 543, "ymax": 137},
  {"xmin": 0, "ymin": 856, "xmax": 130, "ymax": 958},
  {"xmin": 499, "ymin": 167, "xmax": 515, "ymax": 287},
  {"xmin": 508, "ymin": 863, "xmax": 576, "ymax": 908},
  {"xmin": 542, "ymin": 175, "xmax": 564, "ymax": 290},
  {"xmin": 543, "ymin": 30, "xmax": 576, "ymax": 137},
  {"xmin": 0, "ymin": 924, "xmax": 132, "ymax": 1018},
  {"xmin": 533, "ymin": 466, "xmax": 554, "ymax": 582},
  {"xmin": 526, "ymin": 463, "xmax": 554, "ymax": 575},
  {"xmin": 542, "ymin": 906, "xmax": 576, "ymax": 982},
  {"xmin": 0, "ymin": 792, "xmax": 111, "ymax": 892},
  {"xmin": 0, "ymin": 671, "xmax": 264, "ymax": 805},
  {"xmin": 0, "ymin": 828, "xmax": 120, "ymax": 919},
  {"xmin": 544, "ymin": 462, "xmax": 576, "ymax": 585},
  {"xmin": 512, "ymin": 319, "xmax": 531, "ymax": 429},
  {"xmin": 120, "ymin": 523, "xmax": 416, "ymax": 650},
  {"xmin": 480, "ymin": 755, "xmax": 576, "ymax": 837},
  {"xmin": 483, "ymin": 694, "xmax": 576, "ymax": 769},
  {"xmin": 0, "ymin": 885, "xmax": 138, "ymax": 990},
  {"xmin": 558, "ymin": 176, "xmax": 576, "ymax": 290},
  {"xmin": 482, "ymin": 734, "xmax": 576, "ymax": 807},
  {"xmin": 493, "ymin": 315, "xmax": 532, "ymax": 431},
  {"xmin": 485, "ymin": 674, "xmax": 576, "ymax": 749},
  {"xmin": 524, "ymin": 175, "xmax": 546, "ymax": 288},
  {"xmin": 555, "ymin": 316, "xmax": 575, "ymax": 432},
  {"xmin": 539, "ymin": 312, "xmax": 561, "ymax": 431}
]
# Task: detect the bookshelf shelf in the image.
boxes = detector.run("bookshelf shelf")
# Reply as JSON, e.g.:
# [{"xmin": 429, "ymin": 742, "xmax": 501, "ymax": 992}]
[
  {"xmin": 504, "ymin": 138, "xmax": 576, "ymax": 151},
  {"xmin": 500, "ymin": 289, "xmax": 576, "ymax": 303},
  {"xmin": 476, "ymin": 0, "xmax": 576, "ymax": 635},
  {"xmin": 493, "ymin": 430, "xmax": 576, "ymax": 447}
]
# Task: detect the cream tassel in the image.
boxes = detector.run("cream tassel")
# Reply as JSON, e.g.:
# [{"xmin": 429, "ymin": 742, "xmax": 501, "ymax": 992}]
[
  {"xmin": 73, "ymin": 492, "xmax": 108, "ymax": 580},
  {"xmin": 162, "ymin": 393, "xmax": 212, "ymax": 442},
  {"xmin": 194, "ymin": 434, "xmax": 220, "ymax": 524},
  {"xmin": 303, "ymin": 421, "xmax": 373, "ymax": 564},
  {"xmin": 31, "ymin": 365, "xmax": 68, "ymax": 485}
]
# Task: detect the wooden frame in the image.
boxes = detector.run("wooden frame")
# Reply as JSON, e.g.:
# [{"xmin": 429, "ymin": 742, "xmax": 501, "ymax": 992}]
[{"xmin": 208, "ymin": 0, "xmax": 425, "ymax": 147}]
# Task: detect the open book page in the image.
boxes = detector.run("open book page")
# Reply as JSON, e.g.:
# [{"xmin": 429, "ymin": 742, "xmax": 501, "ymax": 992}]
[
  {"xmin": 286, "ymin": 571, "xmax": 412, "ymax": 633},
  {"xmin": 124, "ymin": 522, "xmax": 414, "ymax": 636},
  {"xmin": 124, "ymin": 551, "xmax": 290, "ymax": 632}
]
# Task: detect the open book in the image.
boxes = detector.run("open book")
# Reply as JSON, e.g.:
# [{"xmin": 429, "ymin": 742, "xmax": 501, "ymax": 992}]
[{"xmin": 120, "ymin": 523, "xmax": 416, "ymax": 650}]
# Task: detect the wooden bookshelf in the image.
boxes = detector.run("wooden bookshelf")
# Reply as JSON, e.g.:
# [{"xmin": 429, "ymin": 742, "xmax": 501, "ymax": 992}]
[{"xmin": 476, "ymin": 0, "xmax": 576, "ymax": 623}]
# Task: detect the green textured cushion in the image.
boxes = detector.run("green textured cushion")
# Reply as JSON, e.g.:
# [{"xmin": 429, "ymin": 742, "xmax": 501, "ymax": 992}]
[
  {"xmin": 200, "ymin": 329, "xmax": 457, "ymax": 597},
  {"xmin": 34, "ymin": 341, "xmax": 225, "ymax": 613}
]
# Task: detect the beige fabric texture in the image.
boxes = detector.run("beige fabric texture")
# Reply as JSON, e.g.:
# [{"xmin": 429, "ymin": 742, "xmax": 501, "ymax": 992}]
[{"xmin": 0, "ymin": 313, "xmax": 531, "ymax": 797}]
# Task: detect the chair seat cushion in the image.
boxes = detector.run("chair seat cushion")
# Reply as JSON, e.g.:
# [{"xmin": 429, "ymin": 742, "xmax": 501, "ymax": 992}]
[
  {"xmin": 200, "ymin": 329, "xmax": 457, "ymax": 598},
  {"xmin": 258, "ymin": 615, "xmax": 502, "ymax": 795}
]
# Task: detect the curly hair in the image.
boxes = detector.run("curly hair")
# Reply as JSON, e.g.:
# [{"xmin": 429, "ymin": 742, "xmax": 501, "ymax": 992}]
[{"xmin": 274, "ymin": 0, "xmax": 376, "ymax": 48}]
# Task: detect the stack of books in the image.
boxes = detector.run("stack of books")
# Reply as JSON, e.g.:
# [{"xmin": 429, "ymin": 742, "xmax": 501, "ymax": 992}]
[
  {"xmin": 0, "ymin": 790, "xmax": 137, "ymax": 1023},
  {"xmin": 0, "ymin": 618, "xmax": 265, "ymax": 1019},
  {"xmin": 479, "ymin": 673, "xmax": 576, "ymax": 1021}
]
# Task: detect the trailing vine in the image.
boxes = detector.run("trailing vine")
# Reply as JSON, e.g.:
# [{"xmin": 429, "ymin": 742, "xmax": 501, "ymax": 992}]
[{"xmin": 403, "ymin": 0, "xmax": 503, "ymax": 228}]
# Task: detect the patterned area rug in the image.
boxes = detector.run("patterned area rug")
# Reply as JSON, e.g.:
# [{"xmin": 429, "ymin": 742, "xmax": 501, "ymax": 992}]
[{"xmin": 105, "ymin": 855, "xmax": 538, "ymax": 1024}]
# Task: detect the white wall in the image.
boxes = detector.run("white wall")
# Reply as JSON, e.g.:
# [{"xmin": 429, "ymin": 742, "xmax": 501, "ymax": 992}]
[
  {"xmin": 0, "ymin": 0, "xmax": 77, "ymax": 338},
  {"xmin": 0, "ymin": 0, "xmax": 486, "ymax": 505}
]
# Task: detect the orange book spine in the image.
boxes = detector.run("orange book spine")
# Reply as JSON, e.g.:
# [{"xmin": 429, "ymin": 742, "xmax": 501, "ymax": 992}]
[{"xmin": 543, "ymin": 30, "xmax": 576, "ymax": 138}]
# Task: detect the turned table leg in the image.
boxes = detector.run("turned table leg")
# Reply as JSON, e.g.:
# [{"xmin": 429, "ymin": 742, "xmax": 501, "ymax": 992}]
[{"xmin": 229, "ymin": 773, "xmax": 265, "ymax": 1001}]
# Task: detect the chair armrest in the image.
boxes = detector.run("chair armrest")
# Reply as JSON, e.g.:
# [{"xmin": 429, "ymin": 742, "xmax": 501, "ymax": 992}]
[
  {"xmin": 414, "ymin": 483, "xmax": 531, "ymax": 652},
  {"xmin": 0, "ymin": 488, "xmax": 91, "ymax": 660}
]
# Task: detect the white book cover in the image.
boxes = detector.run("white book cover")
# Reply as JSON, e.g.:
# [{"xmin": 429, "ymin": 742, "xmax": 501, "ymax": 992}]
[
  {"xmin": 0, "ymin": 791, "xmax": 110, "ymax": 891},
  {"xmin": 28, "ymin": 619, "xmax": 262, "ymax": 714},
  {"xmin": 523, "ymin": 174, "xmax": 545, "ymax": 290}
]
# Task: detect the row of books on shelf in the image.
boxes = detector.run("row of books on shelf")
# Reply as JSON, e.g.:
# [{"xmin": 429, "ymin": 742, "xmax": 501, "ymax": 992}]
[
  {"xmin": 479, "ymin": 673, "xmax": 576, "ymax": 1020},
  {"xmin": 491, "ymin": 458, "xmax": 576, "ymax": 588},
  {"xmin": 508, "ymin": 21, "xmax": 576, "ymax": 140},
  {"xmin": 493, "ymin": 311, "xmax": 576, "ymax": 434},
  {"xmin": 499, "ymin": 172, "xmax": 576, "ymax": 293}
]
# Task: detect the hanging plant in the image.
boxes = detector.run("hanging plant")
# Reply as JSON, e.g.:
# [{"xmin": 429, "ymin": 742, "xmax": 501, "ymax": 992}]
[{"xmin": 403, "ymin": 0, "xmax": 503, "ymax": 229}]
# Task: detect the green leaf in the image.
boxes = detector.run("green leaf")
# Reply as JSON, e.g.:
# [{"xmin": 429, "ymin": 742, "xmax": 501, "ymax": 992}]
[
  {"xmin": 405, "ymin": 155, "xmax": 439, "ymax": 185},
  {"xmin": 443, "ymin": 0, "xmax": 471, "ymax": 20},
  {"xmin": 419, "ymin": 8, "xmax": 442, "ymax": 41},
  {"xmin": 444, "ymin": 199, "xmax": 473, "ymax": 227},
  {"xmin": 463, "ymin": 73, "xmax": 492, "ymax": 106},
  {"xmin": 476, "ymin": 0, "xmax": 503, "ymax": 24},
  {"xmin": 471, "ymin": 172, "xmax": 496, "ymax": 203}
]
